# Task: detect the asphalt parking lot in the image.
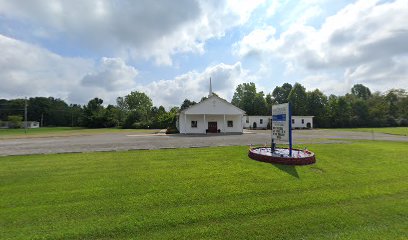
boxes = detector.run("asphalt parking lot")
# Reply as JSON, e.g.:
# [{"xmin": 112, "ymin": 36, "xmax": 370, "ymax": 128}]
[{"xmin": 0, "ymin": 129, "xmax": 407, "ymax": 156}]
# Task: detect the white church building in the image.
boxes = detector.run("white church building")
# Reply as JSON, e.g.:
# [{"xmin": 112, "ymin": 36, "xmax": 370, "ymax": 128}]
[
  {"xmin": 177, "ymin": 80, "xmax": 246, "ymax": 134},
  {"xmin": 177, "ymin": 94, "xmax": 245, "ymax": 134}
]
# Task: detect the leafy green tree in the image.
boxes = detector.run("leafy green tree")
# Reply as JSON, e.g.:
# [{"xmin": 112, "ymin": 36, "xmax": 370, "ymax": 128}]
[
  {"xmin": 27, "ymin": 97, "xmax": 72, "ymax": 126},
  {"xmin": 27, "ymin": 97, "xmax": 50, "ymax": 125},
  {"xmin": 8, "ymin": 115, "xmax": 23, "ymax": 128},
  {"xmin": 231, "ymin": 82, "xmax": 266, "ymax": 115},
  {"xmin": 232, "ymin": 82, "xmax": 257, "ymax": 111},
  {"xmin": 351, "ymin": 84, "xmax": 371, "ymax": 100},
  {"xmin": 327, "ymin": 96, "xmax": 351, "ymax": 128},
  {"xmin": 123, "ymin": 111, "xmax": 143, "ymax": 128},
  {"xmin": 180, "ymin": 99, "xmax": 196, "ymax": 110},
  {"xmin": 119, "ymin": 91, "xmax": 153, "ymax": 128},
  {"xmin": 69, "ymin": 104, "xmax": 84, "ymax": 127},
  {"xmin": 0, "ymin": 99, "xmax": 25, "ymax": 121},
  {"xmin": 104, "ymin": 105, "xmax": 120, "ymax": 127},
  {"xmin": 272, "ymin": 83, "xmax": 292, "ymax": 104},
  {"xmin": 288, "ymin": 83, "xmax": 308, "ymax": 115},
  {"xmin": 385, "ymin": 90, "xmax": 399, "ymax": 119},
  {"xmin": 306, "ymin": 89, "xmax": 328, "ymax": 127},
  {"xmin": 265, "ymin": 93, "xmax": 273, "ymax": 115},
  {"xmin": 253, "ymin": 92, "xmax": 268, "ymax": 115},
  {"xmin": 367, "ymin": 92, "xmax": 389, "ymax": 127},
  {"xmin": 151, "ymin": 105, "xmax": 173, "ymax": 129},
  {"xmin": 350, "ymin": 97, "xmax": 369, "ymax": 127},
  {"xmin": 115, "ymin": 96, "xmax": 128, "ymax": 126},
  {"xmin": 82, "ymin": 98, "xmax": 106, "ymax": 128}
]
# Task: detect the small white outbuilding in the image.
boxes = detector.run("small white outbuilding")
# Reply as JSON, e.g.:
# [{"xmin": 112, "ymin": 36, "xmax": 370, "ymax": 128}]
[
  {"xmin": 243, "ymin": 115, "xmax": 314, "ymax": 129},
  {"xmin": 243, "ymin": 116, "xmax": 269, "ymax": 129},
  {"xmin": 177, "ymin": 94, "xmax": 246, "ymax": 134},
  {"xmin": 291, "ymin": 116, "xmax": 314, "ymax": 129}
]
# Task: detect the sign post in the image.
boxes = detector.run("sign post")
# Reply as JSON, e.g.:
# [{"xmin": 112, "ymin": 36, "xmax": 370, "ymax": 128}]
[
  {"xmin": 271, "ymin": 103, "xmax": 292, "ymax": 156},
  {"xmin": 288, "ymin": 103, "xmax": 292, "ymax": 157}
]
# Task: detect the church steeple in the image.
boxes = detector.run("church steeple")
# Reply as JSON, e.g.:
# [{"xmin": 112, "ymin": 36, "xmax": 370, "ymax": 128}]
[{"xmin": 209, "ymin": 77, "xmax": 213, "ymax": 97}]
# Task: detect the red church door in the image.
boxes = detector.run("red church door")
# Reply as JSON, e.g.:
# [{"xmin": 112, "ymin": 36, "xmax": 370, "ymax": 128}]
[{"xmin": 208, "ymin": 122, "xmax": 218, "ymax": 133}]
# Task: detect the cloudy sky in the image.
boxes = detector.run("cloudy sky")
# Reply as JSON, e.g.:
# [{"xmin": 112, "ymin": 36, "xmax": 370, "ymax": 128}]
[{"xmin": 1, "ymin": 0, "xmax": 407, "ymax": 108}]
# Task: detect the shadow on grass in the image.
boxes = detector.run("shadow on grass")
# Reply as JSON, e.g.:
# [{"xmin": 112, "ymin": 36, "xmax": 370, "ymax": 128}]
[{"xmin": 271, "ymin": 164, "xmax": 299, "ymax": 179}]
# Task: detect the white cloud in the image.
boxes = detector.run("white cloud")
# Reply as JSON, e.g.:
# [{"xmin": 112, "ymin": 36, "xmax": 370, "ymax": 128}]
[
  {"xmin": 0, "ymin": 33, "xmax": 251, "ymax": 107},
  {"xmin": 235, "ymin": 0, "xmax": 408, "ymax": 94},
  {"xmin": 0, "ymin": 34, "xmax": 140, "ymax": 105},
  {"xmin": 299, "ymin": 74, "xmax": 351, "ymax": 96},
  {"xmin": 0, "ymin": 0, "xmax": 264, "ymax": 66},
  {"xmin": 81, "ymin": 57, "xmax": 138, "ymax": 90},
  {"xmin": 233, "ymin": 26, "xmax": 276, "ymax": 57},
  {"xmin": 266, "ymin": 0, "xmax": 280, "ymax": 17},
  {"xmin": 0, "ymin": 34, "xmax": 92, "ymax": 99},
  {"xmin": 138, "ymin": 62, "xmax": 249, "ymax": 107}
]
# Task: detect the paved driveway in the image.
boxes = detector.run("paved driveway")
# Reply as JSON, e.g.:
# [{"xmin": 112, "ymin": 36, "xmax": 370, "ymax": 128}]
[{"xmin": 0, "ymin": 129, "xmax": 407, "ymax": 156}]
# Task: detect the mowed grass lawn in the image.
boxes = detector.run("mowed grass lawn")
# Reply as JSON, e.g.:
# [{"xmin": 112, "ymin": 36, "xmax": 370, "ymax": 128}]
[
  {"xmin": 0, "ymin": 127, "xmax": 159, "ymax": 139},
  {"xmin": 1, "ymin": 142, "xmax": 407, "ymax": 239},
  {"xmin": 337, "ymin": 127, "xmax": 408, "ymax": 136}
]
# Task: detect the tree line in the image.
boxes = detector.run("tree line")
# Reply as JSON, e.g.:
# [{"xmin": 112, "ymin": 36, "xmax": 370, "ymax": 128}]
[
  {"xmin": 0, "ymin": 92, "xmax": 179, "ymax": 129},
  {"xmin": 230, "ymin": 82, "xmax": 408, "ymax": 128},
  {"xmin": 1, "ymin": 83, "xmax": 407, "ymax": 129}
]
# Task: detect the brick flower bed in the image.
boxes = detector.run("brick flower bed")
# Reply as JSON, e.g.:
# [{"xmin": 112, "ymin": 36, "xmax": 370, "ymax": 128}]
[{"xmin": 248, "ymin": 147, "xmax": 316, "ymax": 165}]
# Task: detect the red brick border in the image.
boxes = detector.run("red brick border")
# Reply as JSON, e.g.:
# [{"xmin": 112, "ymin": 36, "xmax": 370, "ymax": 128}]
[{"xmin": 248, "ymin": 147, "xmax": 316, "ymax": 165}]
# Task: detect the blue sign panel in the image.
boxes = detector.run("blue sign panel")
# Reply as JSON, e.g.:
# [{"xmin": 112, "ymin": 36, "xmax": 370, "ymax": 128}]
[{"xmin": 272, "ymin": 114, "xmax": 286, "ymax": 121}]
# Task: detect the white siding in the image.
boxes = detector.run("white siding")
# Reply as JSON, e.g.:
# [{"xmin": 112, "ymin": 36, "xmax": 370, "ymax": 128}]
[
  {"xmin": 179, "ymin": 113, "xmax": 243, "ymax": 134},
  {"xmin": 291, "ymin": 116, "xmax": 314, "ymax": 129},
  {"xmin": 243, "ymin": 116, "xmax": 270, "ymax": 129},
  {"xmin": 243, "ymin": 115, "xmax": 314, "ymax": 129}
]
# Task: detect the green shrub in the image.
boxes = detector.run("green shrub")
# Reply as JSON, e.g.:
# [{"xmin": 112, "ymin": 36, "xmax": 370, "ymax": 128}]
[
  {"xmin": 165, "ymin": 127, "xmax": 179, "ymax": 134},
  {"xmin": 131, "ymin": 121, "xmax": 152, "ymax": 129},
  {"xmin": 8, "ymin": 115, "xmax": 23, "ymax": 128}
]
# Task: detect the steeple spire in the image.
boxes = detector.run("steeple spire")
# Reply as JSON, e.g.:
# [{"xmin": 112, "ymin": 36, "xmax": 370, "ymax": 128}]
[{"xmin": 209, "ymin": 77, "xmax": 213, "ymax": 97}]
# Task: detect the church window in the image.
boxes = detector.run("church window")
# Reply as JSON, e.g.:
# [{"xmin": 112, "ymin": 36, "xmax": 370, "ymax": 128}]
[
  {"xmin": 227, "ymin": 121, "xmax": 233, "ymax": 127},
  {"xmin": 191, "ymin": 121, "xmax": 197, "ymax": 128}
]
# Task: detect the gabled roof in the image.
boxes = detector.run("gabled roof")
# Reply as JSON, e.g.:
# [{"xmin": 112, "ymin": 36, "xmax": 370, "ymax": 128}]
[{"xmin": 180, "ymin": 94, "xmax": 245, "ymax": 115}]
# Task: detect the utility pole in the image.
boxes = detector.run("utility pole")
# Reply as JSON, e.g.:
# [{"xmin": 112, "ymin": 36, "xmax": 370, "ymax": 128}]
[
  {"xmin": 24, "ymin": 97, "xmax": 28, "ymax": 134},
  {"xmin": 41, "ymin": 113, "xmax": 44, "ymax": 127}
]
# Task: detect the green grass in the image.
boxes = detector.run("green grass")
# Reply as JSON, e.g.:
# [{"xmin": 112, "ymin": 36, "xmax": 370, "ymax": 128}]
[
  {"xmin": 0, "ymin": 127, "xmax": 159, "ymax": 139},
  {"xmin": 335, "ymin": 127, "xmax": 408, "ymax": 136},
  {"xmin": 1, "ymin": 142, "xmax": 407, "ymax": 239}
]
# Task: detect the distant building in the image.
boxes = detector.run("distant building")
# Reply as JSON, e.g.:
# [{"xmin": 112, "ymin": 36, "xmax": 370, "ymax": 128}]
[
  {"xmin": 291, "ymin": 116, "xmax": 314, "ymax": 129},
  {"xmin": 243, "ymin": 116, "xmax": 269, "ymax": 129},
  {"xmin": 243, "ymin": 116, "xmax": 314, "ymax": 129},
  {"xmin": 0, "ymin": 121, "xmax": 40, "ymax": 129}
]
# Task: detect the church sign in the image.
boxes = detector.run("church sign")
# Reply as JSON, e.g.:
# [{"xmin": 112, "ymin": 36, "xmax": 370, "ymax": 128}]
[{"xmin": 271, "ymin": 103, "xmax": 290, "ymax": 141}]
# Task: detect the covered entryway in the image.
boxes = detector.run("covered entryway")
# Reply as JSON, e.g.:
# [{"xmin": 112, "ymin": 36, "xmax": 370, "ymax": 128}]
[
  {"xmin": 208, "ymin": 122, "xmax": 218, "ymax": 133},
  {"xmin": 306, "ymin": 122, "xmax": 311, "ymax": 129}
]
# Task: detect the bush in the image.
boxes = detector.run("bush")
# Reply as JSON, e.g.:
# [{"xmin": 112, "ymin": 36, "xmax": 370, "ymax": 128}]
[
  {"xmin": 131, "ymin": 121, "xmax": 152, "ymax": 129},
  {"xmin": 8, "ymin": 115, "xmax": 23, "ymax": 128},
  {"xmin": 399, "ymin": 118, "xmax": 408, "ymax": 127},
  {"xmin": 165, "ymin": 127, "xmax": 179, "ymax": 134},
  {"xmin": 122, "ymin": 111, "xmax": 142, "ymax": 129}
]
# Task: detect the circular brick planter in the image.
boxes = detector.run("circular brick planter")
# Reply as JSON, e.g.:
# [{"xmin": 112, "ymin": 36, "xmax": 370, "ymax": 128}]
[{"xmin": 248, "ymin": 147, "xmax": 316, "ymax": 165}]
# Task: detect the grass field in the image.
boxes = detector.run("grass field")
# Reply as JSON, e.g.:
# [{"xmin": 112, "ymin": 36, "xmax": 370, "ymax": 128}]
[
  {"xmin": 0, "ymin": 127, "xmax": 159, "ymax": 139},
  {"xmin": 1, "ymin": 141, "xmax": 407, "ymax": 239},
  {"xmin": 336, "ymin": 127, "xmax": 408, "ymax": 136}
]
